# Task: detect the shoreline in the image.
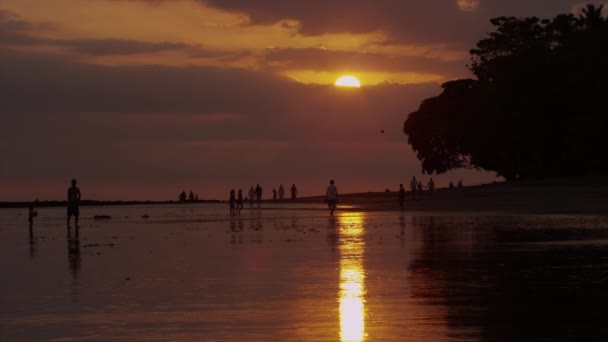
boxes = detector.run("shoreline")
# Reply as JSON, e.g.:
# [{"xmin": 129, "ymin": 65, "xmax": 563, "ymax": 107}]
[{"xmin": 2, "ymin": 179, "xmax": 607, "ymax": 215}]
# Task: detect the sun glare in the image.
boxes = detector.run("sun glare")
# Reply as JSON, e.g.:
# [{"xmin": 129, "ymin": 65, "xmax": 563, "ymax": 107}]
[{"xmin": 335, "ymin": 75, "xmax": 361, "ymax": 88}]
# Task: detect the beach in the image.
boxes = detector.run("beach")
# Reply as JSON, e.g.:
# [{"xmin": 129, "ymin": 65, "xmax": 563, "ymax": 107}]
[{"xmin": 2, "ymin": 186, "xmax": 608, "ymax": 341}]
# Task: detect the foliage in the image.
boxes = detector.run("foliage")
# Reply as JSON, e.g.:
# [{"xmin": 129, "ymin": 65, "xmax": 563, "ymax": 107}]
[{"xmin": 403, "ymin": 4, "xmax": 608, "ymax": 180}]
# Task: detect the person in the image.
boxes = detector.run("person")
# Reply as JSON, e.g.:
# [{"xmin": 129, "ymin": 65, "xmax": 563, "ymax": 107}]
[
  {"xmin": 449, "ymin": 181, "xmax": 455, "ymax": 189},
  {"xmin": 410, "ymin": 176, "xmax": 417, "ymax": 194},
  {"xmin": 326, "ymin": 179, "xmax": 338, "ymax": 216},
  {"xmin": 417, "ymin": 181, "xmax": 424, "ymax": 194},
  {"xmin": 278, "ymin": 184, "xmax": 285, "ymax": 200},
  {"xmin": 399, "ymin": 184, "xmax": 405, "ymax": 210},
  {"xmin": 179, "ymin": 190, "xmax": 187, "ymax": 202},
  {"xmin": 290, "ymin": 184, "xmax": 298, "ymax": 200},
  {"xmin": 236, "ymin": 189, "xmax": 244, "ymax": 214},
  {"xmin": 248, "ymin": 187, "xmax": 255, "ymax": 208},
  {"xmin": 189, "ymin": 191, "xmax": 195, "ymax": 201},
  {"xmin": 427, "ymin": 178, "xmax": 435, "ymax": 193},
  {"xmin": 255, "ymin": 184, "xmax": 263, "ymax": 208},
  {"xmin": 229, "ymin": 189, "xmax": 236, "ymax": 215},
  {"xmin": 28, "ymin": 203, "xmax": 38, "ymax": 227},
  {"xmin": 273, "ymin": 189, "xmax": 277, "ymax": 201},
  {"xmin": 67, "ymin": 179, "xmax": 81, "ymax": 228},
  {"xmin": 457, "ymin": 179, "xmax": 463, "ymax": 188}
]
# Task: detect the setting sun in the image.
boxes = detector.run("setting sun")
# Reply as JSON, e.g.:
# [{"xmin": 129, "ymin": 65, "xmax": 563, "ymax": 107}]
[{"xmin": 335, "ymin": 75, "xmax": 361, "ymax": 87}]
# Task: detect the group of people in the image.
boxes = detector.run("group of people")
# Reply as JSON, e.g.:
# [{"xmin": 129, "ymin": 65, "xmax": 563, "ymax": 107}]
[
  {"xmin": 398, "ymin": 177, "xmax": 464, "ymax": 209},
  {"xmin": 228, "ymin": 184, "xmax": 300, "ymax": 215}
]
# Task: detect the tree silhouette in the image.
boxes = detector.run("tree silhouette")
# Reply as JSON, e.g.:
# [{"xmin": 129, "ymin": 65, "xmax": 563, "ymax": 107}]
[{"xmin": 404, "ymin": 4, "xmax": 608, "ymax": 180}]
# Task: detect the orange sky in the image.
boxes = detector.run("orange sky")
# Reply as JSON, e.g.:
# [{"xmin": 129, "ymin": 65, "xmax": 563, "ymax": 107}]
[{"xmin": 0, "ymin": 0, "xmax": 595, "ymax": 200}]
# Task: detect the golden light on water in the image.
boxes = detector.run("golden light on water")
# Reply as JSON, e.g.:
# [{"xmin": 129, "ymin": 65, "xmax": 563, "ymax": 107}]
[{"xmin": 338, "ymin": 212, "xmax": 366, "ymax": 341}]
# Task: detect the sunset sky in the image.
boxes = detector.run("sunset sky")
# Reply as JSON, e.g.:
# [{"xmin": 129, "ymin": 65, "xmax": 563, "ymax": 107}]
[{"xmin": 1, "ymin": 0, "xmax": 603, "ymax": 201}]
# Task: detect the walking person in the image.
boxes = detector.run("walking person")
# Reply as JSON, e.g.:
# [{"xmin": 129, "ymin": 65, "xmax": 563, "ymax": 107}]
[
  {"xmin": 67, "ymin": 179, "xmax": 81, "ymax": 228},
  {"xmin": 410, "ymin": 176, "xmax": 417, "ymax": 195},
  {"xmin": 278, "ymin": 184, "xmax": 285, "ymax": 200},
  {"xmin": 326, "ymin": 180, "xmax": 338, "ymax": 216}
]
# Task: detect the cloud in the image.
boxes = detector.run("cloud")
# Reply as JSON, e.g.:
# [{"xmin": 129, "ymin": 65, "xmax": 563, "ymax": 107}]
[{"xmin": 457, "ymin": 0, "xmax": 480, "ymax": 12}]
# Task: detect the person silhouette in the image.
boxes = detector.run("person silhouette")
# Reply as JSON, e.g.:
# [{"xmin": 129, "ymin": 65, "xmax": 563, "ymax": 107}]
[
  {"xmin": 427, "ymin": 178, "xmax": 435, "ymax": 193},
  {"xmin": 326, "ymin": 179, "xmax": 338, "ymax": 216},
  {"xmin": 28, "ymin": 203, "xmax": 37, "ymax": 229},
  {"xmin": 236, "ymin": 189, "xmax": 244, "ymax": 214},
  {"xmin": 290, "ymin": 184, "xmax": 298, "ymax": 200},
  {"xmin": 399, "ymin": 184, "xmax": 405, "ymax": 210},
  {"xmin": 458, "ymin": 179, "xmax": 463, "ymax": 188},
  {"xmin": 255, "ymin": 184, "xmax": 262, "ymax": 208},
  {"xmin": 67, "ymin": 179, "xmax": 81, "ymax": 228},
  {"xmin": 449, "ymin": 181, "xmax": 455, "ymax": 189},
  {"xmin": 278, "ymin": 184, "xmax": 285, "ymax": 200},
  {"xmin": 229, "ymin": 189, "xmax": 236, "ymax": 215},
  {"xmin": 273, "ymin": 189, "xmax": 277, "ymax": 201},
  {"xmin": 248, "ymin": 187, "xmax": 255, "ymax": 208},
  {"xmin": 410, "ymin": 176, "xmax": 417, "ymax": 194}
]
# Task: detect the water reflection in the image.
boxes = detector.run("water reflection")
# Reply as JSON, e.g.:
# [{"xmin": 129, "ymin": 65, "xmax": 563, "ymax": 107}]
[
  {"xmin": 337, "ymin": 212, "xmax": 366, "ymax": 342},
  {"xmin": 67, "ymin": 228, "xmax": 81, "ymax": 279}
]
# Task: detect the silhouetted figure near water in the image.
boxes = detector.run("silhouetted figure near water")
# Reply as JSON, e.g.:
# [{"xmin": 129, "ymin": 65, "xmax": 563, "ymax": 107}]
[
  {"xmin": 67, "ymin": 179, "xmax": 81, "ymax": 228},
  {"xmin": 248, "ymin": 187, "xmax": 255, "ymax": 208},
  {"xmin": 28, "ymin": 203, "xmax": 37, "ymax": 228},
  {"xmin": 417, "ymin": 181, "xmax": 424, "ymax": 194},
  {"xmin": 399, "ymin": 184, "xmax": 405, "ymax": 210},
  {"xmin": 179, "ymin": 190, "xmax": 187, "ymax": 202},
  {"xmin": 279, "ymin": 184, "xmax": 285, "ymax": 200},
  {"xmin": 326, "ymin": 179, "xmax": 338, "ymax": 216},
  {"xmin": 449, "ymin": 181, "xmax": 455, "ymax": 189},
  {"xmin": 290, "ymin": 184, "xmax": 298, "ymax": 200},
  {"xmin": 229, "ymin": 189, "xmax": 236, "ymax": 215},
  {"xmin": 255, "ymin": 184, "xmax": 262, "ymax": 208},
  {"xmin": 410, "ymin": 176, "xmax": 417, "ymax": 194},
  {"xmin": 458, "ymin": 179, "xmax": 463, "ymax": 188},
  {"xmin": 427, "ymin": 178, "xmax": 435, "ymax": 193},
  {"xmin": 236, "ymin": 189, "xmax": 244, "ymax": 214},
  {"xmin": 273, "ymin": 189, "xmax": 277, "ymax": 200},
  {"xmin": 189, "ymin": 191, "xmax": 194, "ymax": 201}
]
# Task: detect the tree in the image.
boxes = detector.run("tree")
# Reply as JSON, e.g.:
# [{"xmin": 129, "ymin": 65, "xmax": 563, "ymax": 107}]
[{"xmin": 404, "ymin": 4, "xmax": 608, "ymax": 180}]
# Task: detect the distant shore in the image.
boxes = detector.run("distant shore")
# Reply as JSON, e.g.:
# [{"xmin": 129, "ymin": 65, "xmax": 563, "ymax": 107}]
[{"xmin": 3, "ymin": 179, "xmax": 607, "ymax": 214}]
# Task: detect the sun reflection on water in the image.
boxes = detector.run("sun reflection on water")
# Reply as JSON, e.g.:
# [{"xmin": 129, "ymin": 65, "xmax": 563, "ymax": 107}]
[{"xmin": 338, "ymin": 212, "xmax": 366, "ymax": 342}]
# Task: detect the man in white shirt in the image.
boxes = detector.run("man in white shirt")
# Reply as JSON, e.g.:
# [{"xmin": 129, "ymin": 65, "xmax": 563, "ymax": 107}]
[{"xmin": 326, "ymin": 179, "xmax": 338, "ymax": 216}]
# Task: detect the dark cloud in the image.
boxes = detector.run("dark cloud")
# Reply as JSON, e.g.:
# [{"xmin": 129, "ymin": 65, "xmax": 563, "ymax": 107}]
[
  {"xmin": 113, "ymin": 0, "xmax": 594, "ymax": 47},
  {"xmin": 263, "ymin": 47, "xmax": 469, "ymax": 77}
]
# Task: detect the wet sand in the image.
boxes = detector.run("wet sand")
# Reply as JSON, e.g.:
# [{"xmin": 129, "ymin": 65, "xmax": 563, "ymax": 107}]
[{"xmin": 1, "ymin": 200, "xmax": 608, "ymax": 341}]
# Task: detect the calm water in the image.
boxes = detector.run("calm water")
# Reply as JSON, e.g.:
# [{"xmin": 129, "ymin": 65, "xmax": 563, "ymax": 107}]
[{"xmin": 1, "ymin": 204, "xmax": 608, "ymax": 341}]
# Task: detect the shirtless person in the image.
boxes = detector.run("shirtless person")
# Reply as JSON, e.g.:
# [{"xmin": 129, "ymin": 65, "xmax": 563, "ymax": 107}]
[
  {"xmin": 326, "ymin": 180, "xmax": 338, "ymax": 216},
  {"xmin": 67, "ymin": 179, "xmax": 81, "ymax": 228}
]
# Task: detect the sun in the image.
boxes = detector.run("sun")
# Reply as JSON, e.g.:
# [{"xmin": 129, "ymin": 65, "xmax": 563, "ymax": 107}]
[{"xmin": 335, "ymin": 75, "xmax": 361, "ymax": 87}]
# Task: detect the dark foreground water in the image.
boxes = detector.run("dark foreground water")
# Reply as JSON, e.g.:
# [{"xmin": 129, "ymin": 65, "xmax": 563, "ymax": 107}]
[{"xmin": 1, "ymin": 204, "xmax": 607, "ymax": 341}]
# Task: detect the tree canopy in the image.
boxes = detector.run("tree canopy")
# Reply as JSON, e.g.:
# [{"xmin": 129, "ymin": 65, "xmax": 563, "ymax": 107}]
[{"xmin": 403, "ymin": 4, "xmax": 608, "ymax": 180}]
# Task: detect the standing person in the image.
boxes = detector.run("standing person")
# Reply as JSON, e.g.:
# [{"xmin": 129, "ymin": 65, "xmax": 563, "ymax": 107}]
[
  {"xmin": 449, "ymin": 181, "xmax": 455, "ymax": 189},
  {"xmin": 399, "ymin": 184, "xmax": 406, "ymax": 210},
  {"xmin": 417, "ymin": 181, "xmax": 424, "ymax": 195},
  {"xmin": 236, "ymin": 189, "xmax": 244, "ymax": 214},
  {"xmin": 28, "ymin": 203, "xmax": 38, "ymax": 228},
  {"xmin": 427, "ymin": 178, "xmax": 435, "ymax": 193},
  {"xmin": 410, "ymin": 176, "xmax": 417, "ymax": 194},
  {"xmin": 326, "ymin": 180, "xmax": 338, "ymax": 216},
  {"xmin": 278, "ymin": 184, "xmax": 285, "ymax": 200},
  {"xmin": 272, "ymin": 189, "xmax": 277, "ymax": 201},
  {"xmin": 290, "ymin": 184, "xmax": 298, "ymax": 200},
  {"xmin": 255, "ymin": 184, "xmax": 263, "ymax": 208},
  {"xmin": 67, "ymin": 179, "xmax": 81, "ymax": 228},
  {"xmin": 457, "ymin": 179, "xmax": 463, "ymax": 188},
  {"xmin": 229, "ymin": 189, "xmax": 236, "ymax": 215},
  {"xmin": 248, "ymin": 187, "xmax": 255, "ymax": 208}
]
